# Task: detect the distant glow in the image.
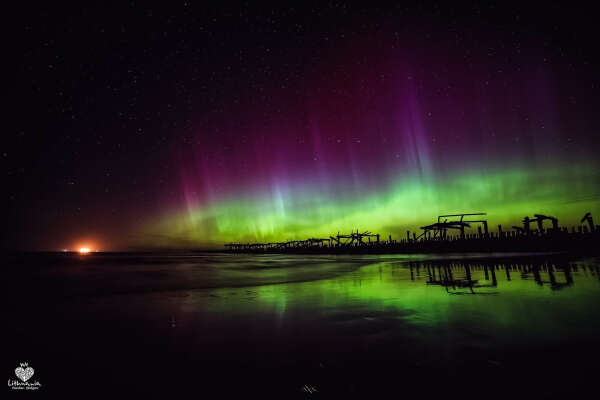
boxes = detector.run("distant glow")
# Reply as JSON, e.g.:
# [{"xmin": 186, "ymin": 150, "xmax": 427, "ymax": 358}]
[{"xmin": 79, "ymin": 247, "xmax": 91, "ymax": 254}]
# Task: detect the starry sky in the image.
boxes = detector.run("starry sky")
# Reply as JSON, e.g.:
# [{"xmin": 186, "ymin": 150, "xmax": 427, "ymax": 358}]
[{"xmin": 7, "ymin": 2, "xmax": 600, "ymax": 251}]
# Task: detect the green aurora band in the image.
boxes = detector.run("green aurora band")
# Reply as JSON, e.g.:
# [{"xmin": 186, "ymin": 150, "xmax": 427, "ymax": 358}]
[{"xmin": 141, "ymin": 162, "xmax": 599, "ymax": 248}]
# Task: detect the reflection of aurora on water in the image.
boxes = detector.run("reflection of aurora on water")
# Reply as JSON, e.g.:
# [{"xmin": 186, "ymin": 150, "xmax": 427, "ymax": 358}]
[
  {"xmin": 194, "ymin": 255, "xmax": 600, "ymax": 336},
  {"xmin": 7, "ymin": 252, "xmax": 600, "ymax": 397},
  {"xmin": 417, "ymin": 260, "xmax": 588, "ymax": 294}
]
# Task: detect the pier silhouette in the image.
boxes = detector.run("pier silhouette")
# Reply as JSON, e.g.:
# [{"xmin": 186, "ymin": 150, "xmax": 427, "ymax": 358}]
[{"xmin": 225, "ymin": 212, "xmax": 600, "ymax": 254}]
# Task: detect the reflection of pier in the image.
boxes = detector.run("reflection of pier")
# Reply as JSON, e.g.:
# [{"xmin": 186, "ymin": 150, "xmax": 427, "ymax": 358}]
[
  {"xmin": 409, "ymin": 259, "xmax": 587, "ymax": 294},
  {"xmin": 224, "ymin": 211, "xmax": 600, "ymax": 254}
]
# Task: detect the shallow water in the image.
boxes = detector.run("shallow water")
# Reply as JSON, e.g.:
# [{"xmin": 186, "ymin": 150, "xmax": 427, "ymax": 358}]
[{"xmin": 6, "ymin": 252, "xmax": 600, "ymax": 398}]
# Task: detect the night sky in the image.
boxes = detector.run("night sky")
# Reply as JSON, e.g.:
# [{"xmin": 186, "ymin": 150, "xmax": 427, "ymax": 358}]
[{"xmin": 7, "ymin": 2, "xmax": 600, "ymax": 251}]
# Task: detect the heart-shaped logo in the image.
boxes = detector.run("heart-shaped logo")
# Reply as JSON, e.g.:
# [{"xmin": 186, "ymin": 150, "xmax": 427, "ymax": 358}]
[{"xmin": 15, "ymin": 366, "xmax": 34, "ymax": 382}]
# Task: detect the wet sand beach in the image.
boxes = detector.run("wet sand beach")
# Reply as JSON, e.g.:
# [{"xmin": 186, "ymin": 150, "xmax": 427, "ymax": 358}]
[{"xmin": 6, "ymin": 252, "xmax": 600, "ymax": 398}]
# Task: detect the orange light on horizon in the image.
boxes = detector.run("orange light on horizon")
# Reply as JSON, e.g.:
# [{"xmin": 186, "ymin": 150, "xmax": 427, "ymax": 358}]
[{"xmin": 79, "ymin": 247, "xmax": 91, "ymax": 254}]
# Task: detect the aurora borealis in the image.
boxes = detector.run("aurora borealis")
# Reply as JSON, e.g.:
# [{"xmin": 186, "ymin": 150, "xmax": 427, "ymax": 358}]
[
  {"xmin": 145, "ymin": 33, "xmax": 600, "ymax": 248},
  {"xmin": 9, "ymin": 2, "xmax": 600, "ymax": 250},
  {"xmin": 7, "ymin": 4, "xmax": 600, "ymax": 396},
  {"xmin": 149, "ymin": 165, "xmax": 599, "ymax": 247}
]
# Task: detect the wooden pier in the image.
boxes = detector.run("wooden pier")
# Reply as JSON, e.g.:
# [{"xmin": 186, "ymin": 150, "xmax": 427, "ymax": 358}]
[{"xmin": 224, "ymin": 212, "xmax": 600, "ymax": 254}]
